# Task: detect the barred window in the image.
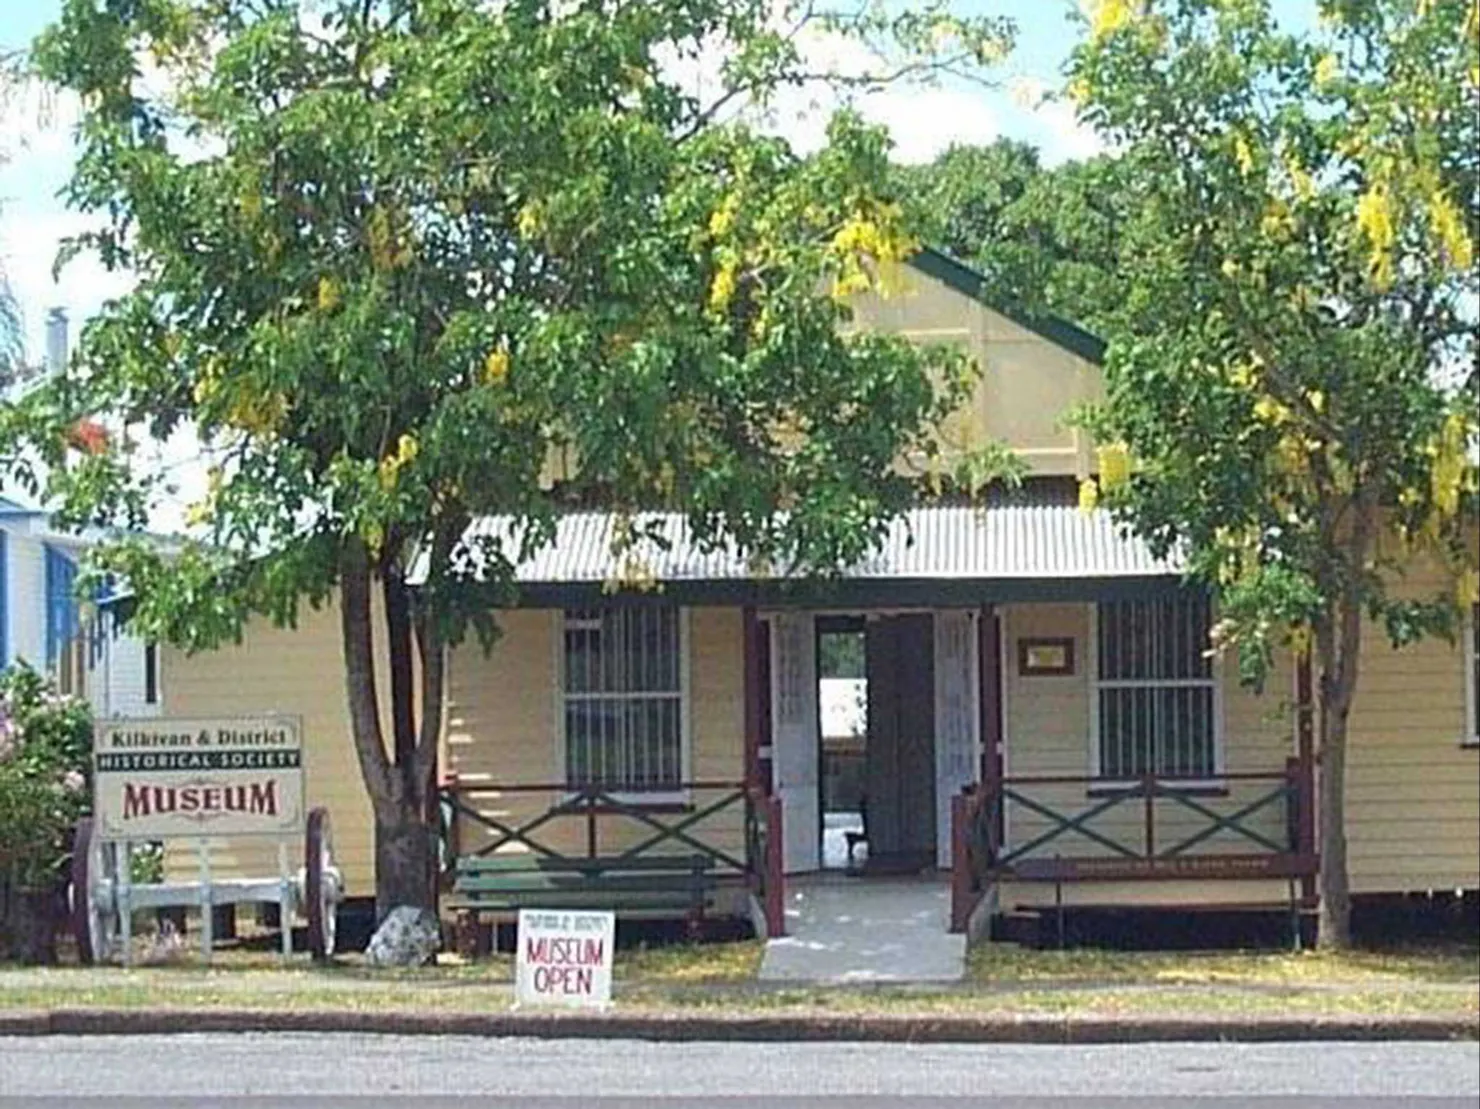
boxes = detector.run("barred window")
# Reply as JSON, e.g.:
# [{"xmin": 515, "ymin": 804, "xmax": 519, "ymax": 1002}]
[
  {"xmin": 1096, "ymin": 594, "xmax": 1218, "ymax": 778},
  {"xmin": 562, "ymin": 607, "xmax": 684, "ymax": 790}
]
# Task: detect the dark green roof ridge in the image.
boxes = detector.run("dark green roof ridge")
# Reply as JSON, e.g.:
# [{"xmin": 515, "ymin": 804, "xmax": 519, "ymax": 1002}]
[{"xmin": 907, "ymin": 246, "xmax": 1107, "ymax": 365}]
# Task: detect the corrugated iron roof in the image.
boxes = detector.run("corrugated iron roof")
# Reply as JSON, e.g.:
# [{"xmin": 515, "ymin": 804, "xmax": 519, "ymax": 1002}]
[{"xmin": 434, "ymin": 502, "xmax": 1180, "ymax": 586}]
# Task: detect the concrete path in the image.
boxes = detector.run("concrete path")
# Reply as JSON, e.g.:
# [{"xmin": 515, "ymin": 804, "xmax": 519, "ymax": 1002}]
[{"xmin": 758, "ymin": 875, "xmax": 967, "ymax": 983}]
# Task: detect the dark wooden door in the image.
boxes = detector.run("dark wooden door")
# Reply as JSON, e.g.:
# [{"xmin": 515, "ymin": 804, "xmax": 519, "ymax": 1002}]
[{"xmin": 864, "ymin": 614, "xmax": 936, "ymax": 870}]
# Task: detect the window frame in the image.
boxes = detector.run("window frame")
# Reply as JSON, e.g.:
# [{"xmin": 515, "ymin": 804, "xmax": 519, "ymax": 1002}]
[
  {"xmin": 1088, "ymin": 595, "xmax": 1226, "ymax": 790},
  {"xmin": 144, "ymin": 640, "xmax": 160, "ymax": 708},
  {"xmin": 1463, "ymin": 603, "xmax": 1478, "ymax": 748},
  {"xmin": 554, "ymin": 605, "xmax": 692, "ymax": 804}
]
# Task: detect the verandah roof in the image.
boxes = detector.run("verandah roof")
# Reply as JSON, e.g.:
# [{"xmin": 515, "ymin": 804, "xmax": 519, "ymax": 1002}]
[{"xmin": 423, "ymin": 501, "xmax": 1185, "ymax": 607}]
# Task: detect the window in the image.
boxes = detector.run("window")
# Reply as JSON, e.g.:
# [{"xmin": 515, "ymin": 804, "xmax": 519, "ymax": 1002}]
[
  {"xmin": 561, "ymin": 607, "xmax": 685, "ymax": 791},
  {"xmin": 144, "ymin": 641, "xmax": 159, "ymax": 706},
  {"xmin": 1095, "ymin": 594, "xmax": 1219, "ymax": 779},
  {"xmin": 1465, "ymin": 604, "xmax": 1478, "ymax": 747},
  {"xmin": 44, "ymin": 545, "xmax": 78, "ymax": 669}
]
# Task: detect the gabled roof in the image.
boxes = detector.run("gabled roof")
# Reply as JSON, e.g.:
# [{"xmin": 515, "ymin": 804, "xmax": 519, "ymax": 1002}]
[{"xmin": 907, "ymin": 247, "xmax": 1107, "ymax": 365}]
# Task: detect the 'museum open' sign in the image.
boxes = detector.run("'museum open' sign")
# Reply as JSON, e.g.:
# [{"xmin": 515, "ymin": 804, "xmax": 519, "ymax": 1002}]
[
  {"xmin": 93, "ymin": 716, "xmax": 303, "ymax": 840},
  {"xmin": 515, "ymin": 910, "xmax": 615, "ymax": 1008}
]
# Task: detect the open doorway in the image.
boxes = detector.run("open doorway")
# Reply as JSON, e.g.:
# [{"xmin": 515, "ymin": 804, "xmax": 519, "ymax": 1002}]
[{"xmin": 817, "ymin": 616, "xmax": 868, "ymax": 871}]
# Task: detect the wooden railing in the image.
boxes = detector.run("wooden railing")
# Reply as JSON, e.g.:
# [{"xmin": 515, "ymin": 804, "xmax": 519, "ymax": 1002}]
[
  {"xmin": 950, "ymin": 758, "xmax": 1316, "ymax": 933},
  {"xmin": 439, "ymin": 779, "xmax": 785, "ymax": 937}
]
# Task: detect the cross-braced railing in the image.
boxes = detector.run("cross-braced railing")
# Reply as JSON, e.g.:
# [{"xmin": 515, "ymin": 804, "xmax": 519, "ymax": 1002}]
[
  {"xmin": 439, "ymin": 779, "xmax": 785, "ymax": 936},
  {"xmin": 950, "ymin": 757, "xmax": 1316, "ymax": 933}
]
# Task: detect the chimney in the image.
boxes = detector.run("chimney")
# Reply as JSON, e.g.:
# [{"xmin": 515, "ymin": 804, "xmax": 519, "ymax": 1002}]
[{"xmin": 45, "ymin": 308, "xmax": 68, "ymax": 375}]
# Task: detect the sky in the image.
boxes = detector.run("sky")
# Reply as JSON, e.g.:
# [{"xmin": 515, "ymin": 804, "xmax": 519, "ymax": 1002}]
[{"xmin": 0, "ymin": 0, "xmax": 1103, "ymax": 370}]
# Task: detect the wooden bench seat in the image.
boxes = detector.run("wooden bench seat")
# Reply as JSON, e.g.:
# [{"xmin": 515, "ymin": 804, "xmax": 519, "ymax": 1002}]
[{"xmin": 446, "ymin": 853, "xmax": 718, "ymax": 923}]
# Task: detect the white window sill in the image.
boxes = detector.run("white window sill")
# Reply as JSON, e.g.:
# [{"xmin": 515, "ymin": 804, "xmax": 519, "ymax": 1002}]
[
  {"xmin": 1087, "ymin": 777, "xmax": 1230, "ymax": 798},
  {"xmin": 561, "ymin": 790, "xmax": 692, "ymax": 809}
]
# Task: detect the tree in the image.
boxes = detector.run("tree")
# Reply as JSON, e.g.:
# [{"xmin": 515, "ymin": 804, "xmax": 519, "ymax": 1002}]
[
  {"xmin": 11, "ymin": 0, "xmax": 1015, "ymax": 917},
  {"xmin": 1069, "ymin": 0, "xmax": 1479, "ymax": 947},
  {"xmin": 900, "ymin": 140, "xmax": 1132, "ymax": 330}
]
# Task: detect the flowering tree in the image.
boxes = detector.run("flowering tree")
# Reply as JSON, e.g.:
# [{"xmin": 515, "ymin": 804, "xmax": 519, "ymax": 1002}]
[
  {"xmin": 1071, "ymin": 0, "xmax": 1479, "ymax": 946},
  {"xmin": 0, "ymin": 663, "xmax": 92, "ymax": 963},
  {"xmin": 12, "ymin": 0, "xmax": 1014, "ymax": 917}
]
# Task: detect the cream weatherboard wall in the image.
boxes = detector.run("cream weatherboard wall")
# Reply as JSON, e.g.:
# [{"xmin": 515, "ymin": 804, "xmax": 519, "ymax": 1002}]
[
  {"xmin": 1341, "ymin": 552, "xmax": 1479, "ymax": 895},
  {"xmin": 848, "ymin": 261, "xmax": 1103, "ymax": 478},
  {"xmin": 444, "ymin": 606, "xmax": 748, "ymax": 869},
  {"xmin": 159, "ymin": 596, "xmax": 392, "ymax": 896},
  {"xmin": 996, "ymin": 602, "xmax": 1299, "ymax": 909}
]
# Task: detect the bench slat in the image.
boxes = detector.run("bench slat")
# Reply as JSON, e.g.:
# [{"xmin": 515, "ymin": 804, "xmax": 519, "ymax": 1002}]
[
  {"xmin": 454, "ymin": 876, "xmax": 714, "ymax": 895},
  {"xmin": 446, "ymin": 891, "xmax": 703, "ymax": 911},
  {"xmin": 456, "ymin": 855, "xmax": 715, "ymax": 875}
]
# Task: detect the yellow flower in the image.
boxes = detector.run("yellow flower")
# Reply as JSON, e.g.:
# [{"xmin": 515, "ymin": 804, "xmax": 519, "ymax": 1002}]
[
  {"xmin": 1458, "ymin": 568, "xmax": 1480, "ymax": 608},
  {"xmin": 1097, "ymin": 441, "xmax": 1132, "ymax": 490},
  {"xmin": 1253, "ymin": 396, "xmax": 1291, "ymax": 425},
  {"xmin": 1233, "ymin": 133, "xmax": 1256, "ymax": 176},
  {"xmin": 1083, "ymin": 0, "xmax": 1135, "ymax": 41},
  {"xmin": 483, "ymin": 347, "xmax": 510, "ymax": 385},
  {"xmin": 1078, "ymin": 477, "xmax": 1100, "ymax": 513},
  {"xmin": 707, "ymin": 194, "xmax": 739, "ymax": 239},
  {"xmin": 1355, "ymin": 182, "xmax": 1396, "ymax": 290},
  {"xmin": 1314, "ymin": 54, "xmax": 1339, "ymax": 88},
  {"xmin": 516, "ymin": 201, "xmax": 545, "ymax": 240},
  {"xmin": 184, "ymin": 499, "xmax": 213, "ymax": 527},
  {"xmin": 394, "ymin": 433, "xmax": 418, "ymax": 465},
  {"xmin": 317, "ymin": 277, "xmax": 341, "ymax": 312},
  {"xmin": 708, "ymin": 259, "xmax": 738, "ymax": 314},
  {"xmin": 1427, "ymin": 190, "xmax": 1475, "ymax": 273}
]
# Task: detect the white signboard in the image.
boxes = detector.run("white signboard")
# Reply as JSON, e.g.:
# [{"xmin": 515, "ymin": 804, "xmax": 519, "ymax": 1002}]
[
  {"xmin": 515, "ymin": 909, "xmax": 615, "ymax": 1009},
  {"xmin": 93, "ymin": 716, "xmax": 303, "ymax": 840}
]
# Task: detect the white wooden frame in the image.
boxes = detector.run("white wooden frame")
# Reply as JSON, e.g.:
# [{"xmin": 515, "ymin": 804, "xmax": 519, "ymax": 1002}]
[
  {"xmin": 553, "ymin": 606, "xmax": 692, "ymax": 804},
  {"xmin": 1087, "ymin": 599, "xmax": 1226, "ymax": 786}
]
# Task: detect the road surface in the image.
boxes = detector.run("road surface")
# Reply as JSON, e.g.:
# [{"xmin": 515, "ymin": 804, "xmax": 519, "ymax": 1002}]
[{"xmin": 0, "ymin": 1034, "xmax": 1476, "ymax": 1106}]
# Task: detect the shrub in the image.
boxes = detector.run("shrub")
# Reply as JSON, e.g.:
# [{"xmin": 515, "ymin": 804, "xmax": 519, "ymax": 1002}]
[{"xmin": 0, "ymin": 663, "xmax": 92, "ymax": 962}]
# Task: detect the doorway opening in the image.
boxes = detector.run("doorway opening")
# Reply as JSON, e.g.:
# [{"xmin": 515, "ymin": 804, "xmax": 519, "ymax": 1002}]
[{"xmin": 817, "ymin": 616, "xmax": 867, "ymax": 871}]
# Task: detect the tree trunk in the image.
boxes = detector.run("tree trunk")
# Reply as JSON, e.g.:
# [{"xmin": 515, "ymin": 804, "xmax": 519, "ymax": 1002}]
[
  {"xmin": 373, "ymin": 811, "xmax": 439, "ymax": 916},
  {"xmin": 340, "ymin": 539, "xmax": 444, "ymax": 922},
  {"xmin": 341, "ymin": 541, "xmax": 436, "ymax": 920},
  {"xmin": 1313, "ymin": 506, "xmax": 1375, "ymax": 951}
]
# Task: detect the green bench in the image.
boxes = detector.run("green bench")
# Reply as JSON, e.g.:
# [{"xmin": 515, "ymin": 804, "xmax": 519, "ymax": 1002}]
[{"xmin": 446, "ymin": 853, "xmax": 718, "ymax": 929}]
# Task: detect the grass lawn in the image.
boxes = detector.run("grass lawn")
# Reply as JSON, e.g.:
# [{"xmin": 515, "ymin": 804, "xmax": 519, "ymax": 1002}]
[{"xmin": 1, "ymin": 939, "xmax": 1474, "ymax": 1023}]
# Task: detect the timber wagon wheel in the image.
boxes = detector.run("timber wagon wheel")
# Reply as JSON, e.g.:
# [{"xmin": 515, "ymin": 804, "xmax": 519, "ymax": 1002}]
[
  {"xmin": 69, "ymin": 817, "xmax": 118, "ymax": 966},
  {"xmin": 304, "ymin": 807, "xmax": 340, "ymax": 961}
]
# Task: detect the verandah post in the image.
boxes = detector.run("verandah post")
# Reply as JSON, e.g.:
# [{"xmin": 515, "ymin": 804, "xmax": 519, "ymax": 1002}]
[
  {"xmin": 950, "ymin": 791, "xmax": 971, "ymax": 933},
  {"xmin": 764, "ymin": 792, "xmax": 785, "ymax": 937}
]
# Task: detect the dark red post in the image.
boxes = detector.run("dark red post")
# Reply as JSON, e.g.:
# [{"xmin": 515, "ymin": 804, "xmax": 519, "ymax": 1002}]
[
  {"xmin": 978, "ymin": 607, "xmax": 1005, "ymax": 850},
  {"xmin": 950, "ymin": 791, "xmax": 972, "ymax": 933},
  {"xmin": 764, "ymin": 793, "xmax": 785, "ymax": 937}
]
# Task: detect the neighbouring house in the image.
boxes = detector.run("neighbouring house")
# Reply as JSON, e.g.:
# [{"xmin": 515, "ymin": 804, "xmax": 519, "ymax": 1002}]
[
  {"xmin": 150, "ymin": 248, "xmax": 1479, "ymax": 940},
  {"xmin": 1, "ymin": 310, "xmax": 159, "ymax": 718}
]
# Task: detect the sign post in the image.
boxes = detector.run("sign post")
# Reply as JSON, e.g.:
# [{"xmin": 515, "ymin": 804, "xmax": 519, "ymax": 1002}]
[
  {"xmin": 515, "ymin": 909, "xmax": 616, "ymax": 1009},
  {"xmin": 74, "ymin": 715, "xmax": 341, "ymax": 965}
]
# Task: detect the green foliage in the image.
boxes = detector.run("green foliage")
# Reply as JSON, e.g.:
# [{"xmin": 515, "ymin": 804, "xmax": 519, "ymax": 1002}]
[
  {"xmin": 0, "ymin": 663, "xmax": 92, "ymax": 890},
  {"xmin": 1069, "ymin": 0, "xmax": 1479, "ymax": 686},
  {"xmin": 900, "ymin": 140, "xmax": 1132, "ymax": 330},
  {"xmin": 11, "ymin": 0, "xmax": 1017, "ymax": 654}
]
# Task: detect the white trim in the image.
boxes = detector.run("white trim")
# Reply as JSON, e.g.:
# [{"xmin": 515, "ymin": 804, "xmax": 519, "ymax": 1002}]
[
  {"xmin": 998, "ymin": 606, "xmax": 1012, "ymax": 850},
  {"xmin": 1463, "ymin": 604, "xmax": 1478, "ymax": 747},
  {"xmin": 554, "ymin": 605, "xmax": 692, "ymax": 793},
  {"xmin": 1087, "ymin": 597, "xmax": 1225, "ymax": 781}
]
